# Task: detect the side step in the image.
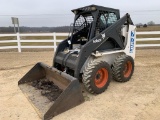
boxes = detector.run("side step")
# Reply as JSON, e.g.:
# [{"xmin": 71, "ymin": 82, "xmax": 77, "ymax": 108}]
[{"xmin": 18, "ymin": 62, "xmax": 84, "ymax": 120}]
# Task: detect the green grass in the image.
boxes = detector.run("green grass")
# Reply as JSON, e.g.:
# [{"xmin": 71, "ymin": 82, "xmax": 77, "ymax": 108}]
[
  {"xmin": 137, "ymin": 34, "xmax": 160, "ymax": 38},
  {"xmin": 0, "ymin": 43, "xmax": 17, "ymax": 46},
  {"xmin": 137, "ymin": 41, "xmax": 160, "ymax": 44},
  {"xmin": 0, "ymin": 36, "xmax": 16, "ymax": 40}
]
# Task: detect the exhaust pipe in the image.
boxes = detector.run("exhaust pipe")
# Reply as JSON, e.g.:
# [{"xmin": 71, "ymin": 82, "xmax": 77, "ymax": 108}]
[{"xmin": 18, "ymin": 62, "xmax": 84, "ymax": 120}]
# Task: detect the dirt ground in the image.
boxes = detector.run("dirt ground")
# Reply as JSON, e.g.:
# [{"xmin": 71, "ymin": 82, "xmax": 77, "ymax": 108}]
[{"xmin": 0, "ymin": 49, "xmax": 160, "ymax": 120}]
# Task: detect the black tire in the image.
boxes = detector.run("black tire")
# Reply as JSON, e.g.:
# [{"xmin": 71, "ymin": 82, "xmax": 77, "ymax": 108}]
[
  {"xmin": 112, "ymin": 54, "xmax": 134, "ymax": 82},
  {"xmin": 82, "ymin": 60, "xmax": 111, "ymax": 94}
]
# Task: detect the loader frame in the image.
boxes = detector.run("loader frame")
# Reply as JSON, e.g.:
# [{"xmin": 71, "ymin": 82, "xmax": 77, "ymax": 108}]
[{"xmin": 53, "ymin": 5, "xmax": 133, "ymax": 79}]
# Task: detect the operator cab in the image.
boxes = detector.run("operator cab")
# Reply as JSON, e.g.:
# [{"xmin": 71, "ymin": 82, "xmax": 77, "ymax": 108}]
[{"xmin": 69, "ymin": 5, "xmax": 120, "ymax": 49}]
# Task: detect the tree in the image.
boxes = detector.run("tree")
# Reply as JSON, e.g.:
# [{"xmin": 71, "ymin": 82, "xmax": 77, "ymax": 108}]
[
  {"xmin": 136, "ymin": 23, "xmax": 143, "ymax": 26},
  {"xmin": 136, "ymin": 23, "xmax": 143, "ymax": 28},
  {"xmin": 147, "ymin": 21, "xmax": 155, "ymax": 26},
  {"xmin": 143, "ymin": 24, "xmax": 147, "ymax": 28}
]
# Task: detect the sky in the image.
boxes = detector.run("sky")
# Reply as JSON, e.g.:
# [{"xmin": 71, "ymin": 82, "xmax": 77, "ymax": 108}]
[{"xmin": 0, "ymin": 0, "xmax": 160, "ymax": 27}]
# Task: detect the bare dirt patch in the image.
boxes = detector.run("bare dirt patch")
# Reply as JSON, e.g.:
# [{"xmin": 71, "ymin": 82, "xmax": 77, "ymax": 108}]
[{"xmin": 0, "ymin": 49, "xmax": 160, "ymax": 120}]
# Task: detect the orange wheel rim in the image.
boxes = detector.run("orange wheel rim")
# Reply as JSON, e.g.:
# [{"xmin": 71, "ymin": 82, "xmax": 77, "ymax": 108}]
[
  {"xmin": 94, "ymin": 68, "xmax": 108, "ymax": 88},
  {"xmin": 123, "ymin": 61, "xmax": 132, "ymax": 78}
]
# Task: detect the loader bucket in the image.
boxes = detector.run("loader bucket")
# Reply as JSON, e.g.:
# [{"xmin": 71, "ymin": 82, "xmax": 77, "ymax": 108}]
[{"xmin": 18, "ymin": 62, "xmax": 84, "ymax": 120}]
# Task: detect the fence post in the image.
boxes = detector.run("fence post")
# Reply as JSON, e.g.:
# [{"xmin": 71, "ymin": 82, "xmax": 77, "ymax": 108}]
[
  {"xmin": 16, "ymin": 32, "xmax": 21, "ymax": 52},
  {"xmin": 53, "ymin": 32, "xmax": 56, "ymax": 52}
]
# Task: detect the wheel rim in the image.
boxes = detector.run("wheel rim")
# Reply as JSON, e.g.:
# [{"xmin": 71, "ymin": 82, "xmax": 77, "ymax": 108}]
[
  {"xmin": 94, "ymin": 68, "xmax": 108, "ymax": 88},
  {"xmin": 123, "ymin": 61, "xmax": 132, "ymax": 78}
]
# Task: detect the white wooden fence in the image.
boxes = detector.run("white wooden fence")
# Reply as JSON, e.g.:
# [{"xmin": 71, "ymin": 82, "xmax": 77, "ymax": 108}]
[
  {"xmin": 0, "ymin": 32, "xmax": 160, "ymax": 52},
  {"xmin": 136, "ymin": 31, "xmax": 160, "ymax": 47},
  {"xmin": 0, "ymin": 33, "xmax": 67, "ymax": 52}
]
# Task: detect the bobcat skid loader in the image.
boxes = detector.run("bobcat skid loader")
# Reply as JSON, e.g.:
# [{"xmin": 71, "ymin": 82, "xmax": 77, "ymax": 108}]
[{"xmin": 18, "ymin": 5, "xmax": 136, "ymax": 120}]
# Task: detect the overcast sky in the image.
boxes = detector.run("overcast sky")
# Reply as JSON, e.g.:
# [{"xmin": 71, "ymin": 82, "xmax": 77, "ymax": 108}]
[{"xmin": 0, "ymin": 0, "xmax": 160, "ymax": 27}]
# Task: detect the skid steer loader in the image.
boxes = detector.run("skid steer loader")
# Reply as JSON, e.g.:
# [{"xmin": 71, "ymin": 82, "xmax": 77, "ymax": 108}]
[{"xmin": 18, "ymin": 5, "xmax": 136, "ymax": 120}]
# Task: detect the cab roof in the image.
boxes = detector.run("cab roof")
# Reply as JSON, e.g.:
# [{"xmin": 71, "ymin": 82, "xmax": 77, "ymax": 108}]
[{"xmin": 71, "ymin": 4, "xmax": 120, "ymax": 14}]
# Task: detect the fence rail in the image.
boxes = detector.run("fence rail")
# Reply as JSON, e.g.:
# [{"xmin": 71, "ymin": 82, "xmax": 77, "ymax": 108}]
[
  {"xmin": 0, "ymin": 32, "xmax": 160, "ymax": 52},
  {"xmin": 0, "ymin": 32, "xmax": 66, "ymax": 52},
  {"xmin": 136, "ymin": 31, "xmax": 160, "ymax": 47}
]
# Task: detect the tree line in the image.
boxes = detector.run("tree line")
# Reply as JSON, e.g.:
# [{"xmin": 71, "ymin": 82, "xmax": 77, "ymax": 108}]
[
  {"xmin": 0, "ymin": 26, "xmax": 71, "ymax": 33},
  {"xmin": 136, "ymin": 21, "xmax": 160, "ymax": 28},
  {"xmin": 0, "ymin": 21, "xmax": 160, "ymax": 33}
]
